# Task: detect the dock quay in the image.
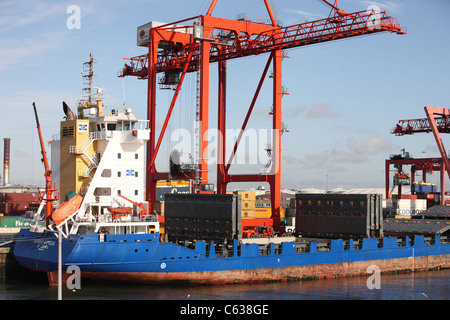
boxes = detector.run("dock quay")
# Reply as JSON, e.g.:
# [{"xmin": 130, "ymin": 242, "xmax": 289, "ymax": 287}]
[{"xmin": 0, "ymin": 234, "xmax": 17, "ymax": 264}]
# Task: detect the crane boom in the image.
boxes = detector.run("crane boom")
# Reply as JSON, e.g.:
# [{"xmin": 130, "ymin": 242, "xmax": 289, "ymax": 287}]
[
  {"xmin": 33, "ymin": 103, "xmax": 51, "ymax": 173},
  {"xmin": 391, "ymin": 116, "xmax": 450, "ymax": 135},
  {"xmin": 120, "ymin": 6, "xmax": 405, "ymax": 78},
  {"xmin": 32, "ymin": 103, "xmax": 58, "ymax": 227}
]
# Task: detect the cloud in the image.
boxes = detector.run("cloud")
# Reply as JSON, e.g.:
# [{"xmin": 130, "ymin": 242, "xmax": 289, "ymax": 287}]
[
  {"xmin": 359, "ymin": 1, "xmax": 403, "ymax": 13},
  {"xmin": 292, "ymin": 136, "xmax": 393, "ymax": 169},
  {"xmin": 0, "ymin": 31, "xmax": 65, "ymax": 71},
  {"xmin": 0, "ymin": 1, "xmax": 102, "ymax": 70},
  {"xmin": 304, "ymin": 153, "xmax": 330, "ymax": 168},
  {"xmin": 289, "ymin": 152, "xmax": 329, "ymax": 170},
  {"xmin": 331, "ymin": 149, "xmax": 367, "ymax": 163},
  {"xmin": 285, "ymin": 9, "xmax": 326, "ymax": 19},
  {"xmin": 13, "ymin": 149, "xmax": 32, "ymax": 158},
  {"xmin": 347, "ymin": 136, "xmax": 393, "ymax": 155},
  {"xmin": 0, "ymin": 89, "xmax": 76, "ymax": 140},
  {"xmin": 284, "ymin": 103, "xmax": 306, "ymax": 118},
  {"xmin": 0, "ymin": 1, "xmax": 66, "ymax": 33},
  {"xmin": 0, "ymin": 1, "xmax": 69, "ymax": 71},
  {"xmin": 293, "ymin": 149, "xmax": 364, "ymax": 169},
  {"xmin": 306, "ymin": 103, "xmax": 341, "ymax": 118}
]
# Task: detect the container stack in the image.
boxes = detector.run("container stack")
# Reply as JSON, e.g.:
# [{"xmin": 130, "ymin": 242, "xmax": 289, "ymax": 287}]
[
  {"xmin": 236, "ymin": 191, "xmax": 255, "ymax": 218},
  {"xmin": 0, "ymin": 193, "xmax": 40, "ymax": 215},
  {"xmin": 295, "ymin": 193, "xmax": 383, "ymax": 239},
  {"xmin": 164, "ymin": 193, "xmax": 242, "ymax": 244},
  {"xmin": 227, "ymin": 190, "xmax": 256, "ymax": 218}
]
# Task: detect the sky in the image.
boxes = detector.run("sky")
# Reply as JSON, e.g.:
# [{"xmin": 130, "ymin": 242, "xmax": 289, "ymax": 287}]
[{"xmin": 0, "ymin": 0, "xmax": 449, "ymax": 192}]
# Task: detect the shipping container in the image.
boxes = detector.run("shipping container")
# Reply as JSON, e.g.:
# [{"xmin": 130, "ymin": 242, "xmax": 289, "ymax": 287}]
[
  {"xmin": 4, "ymin": 193, "xmax": 40, "ymax": 202},
  {"xmin": 387, "ymin": 198, "xmax": 427, "ymax": 217},
  {"xmin": 137, "ymin": 21, "xmax": 193, "ymax": 47},
  {"xmin": 255, "ymin": 207, "xmax": 271, "ymax": 219},
  {"xmin": 241, "ymin": 208, "xmax": 255, "ymax": 219},
  {"xmin": 235, "ymin": 191, "xmax": 256, "ymax": 201},
  {"xmin": 154, "ymin": 201, "xmax": 164, "ymax": 215},
  {"xmin": 241, "ymin": 200, "xmax": 255, "ymax": 210},
  {"xmin": 411, "ymin": 182, "xmax": 437, "ymax": 194},
  {"xmin": 0, "ymin": 192, "xmax": 41, "ymax": 214},
  {"xmin": 155, "ymin": 186, "xmax": 190, "ymax": 201},
  {"xmin": 0, "ymin": 216, "xmax": 44, "ymax": 228},
  {"xmin": 295, "ymin": 193, "xmax": 383, "ymax": 239},
  {"xmin": 164, "ymin": 194, "xmax": 241, "ymax": 244}
]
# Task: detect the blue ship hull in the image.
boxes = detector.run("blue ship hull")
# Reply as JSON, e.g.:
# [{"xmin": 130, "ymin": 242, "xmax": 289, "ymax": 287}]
[{"xmin": 14, "ymin": 228, "xmax": 450, "ymax": 285}]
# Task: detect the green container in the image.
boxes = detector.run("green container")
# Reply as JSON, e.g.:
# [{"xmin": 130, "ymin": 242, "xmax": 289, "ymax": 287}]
[{"xmin": 0, "ymin": 217, "xmax": 44, "ymax": 228}]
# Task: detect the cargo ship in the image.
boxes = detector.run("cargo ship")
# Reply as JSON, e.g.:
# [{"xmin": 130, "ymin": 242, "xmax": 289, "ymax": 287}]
[
  {"xmin": 12, "ymin": 2, "xmax": 450, "ymax": 286},
  {"xmin": 13, "ymin": 62, "xmax": 450, "ymax": 285}
]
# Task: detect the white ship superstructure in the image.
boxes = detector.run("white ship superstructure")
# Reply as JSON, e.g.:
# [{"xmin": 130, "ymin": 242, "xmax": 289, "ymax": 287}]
[
  {"xmin": 74, "ymin": 109, "xmax": 150, "ymax": 219},
  {"xmin": 44, "ymin": 55, "xmax": 155, "ymax": 237}
]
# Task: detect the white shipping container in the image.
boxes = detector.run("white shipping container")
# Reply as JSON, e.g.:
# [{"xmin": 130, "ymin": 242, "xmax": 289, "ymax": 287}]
[
  {"xmin": 137, "ymin": 21, "xmax": 193, "ymax": 47},
  {"xmin": 385, "ymin": 199, "xmax": 427, "ymax": 216}
]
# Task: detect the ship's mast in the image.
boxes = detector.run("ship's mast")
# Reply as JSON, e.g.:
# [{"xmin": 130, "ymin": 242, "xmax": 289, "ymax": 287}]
[{"xmin": 78, "ymin": 54, "xmax": 104, "ymax": 118}]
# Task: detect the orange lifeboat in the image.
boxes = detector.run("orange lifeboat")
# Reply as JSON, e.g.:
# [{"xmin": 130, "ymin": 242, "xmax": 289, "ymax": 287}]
[
  {"xmin": 108, "ymin": 207, "xmax": 132, "ymax": 221},
  {"xmin": 52, "ymin": 194, "xmax": 83, "ymax": 226}
]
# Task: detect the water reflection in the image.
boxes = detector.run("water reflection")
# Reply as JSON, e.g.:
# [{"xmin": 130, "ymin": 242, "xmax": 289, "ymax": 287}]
[{"xmin": 1, "ymin": 266, "xmax": 449, "ymax": 300}]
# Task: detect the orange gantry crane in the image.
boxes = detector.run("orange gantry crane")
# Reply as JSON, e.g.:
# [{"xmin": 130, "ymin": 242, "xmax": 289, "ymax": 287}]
[
  {"xmin": 119, "ymin": 0, "xmax": 406, "ymax": 232},
  {"xmin": 390, "ymin": 106, "xmax": 450, "ymax": 205}
]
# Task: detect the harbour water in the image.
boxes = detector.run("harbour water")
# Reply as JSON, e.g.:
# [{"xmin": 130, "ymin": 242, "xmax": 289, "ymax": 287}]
[{"xmin": 1, "ymin": 267, "xmax": 448, "ymax": 300}]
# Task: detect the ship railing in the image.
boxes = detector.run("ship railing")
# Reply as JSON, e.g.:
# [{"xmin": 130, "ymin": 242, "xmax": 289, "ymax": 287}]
[
  {"xmin": 317, "ymin": 242, "xmax": 331, "ymax": 252},
  {"xmin": 259, "ymin": 244, "xmax": 271, "ymax": 256},
  {"xmin": 134, "ymin": 120, "xmax": 150, "ymax": 131},
  {"xmin": 353, "ymin": 239, "xmax": 363, "ymax": 250},
  {"xmin": 274, "ymin": 244, "xmax": 283, "ymax": 255},
  {"xmin": 78, "ymin": 186, "xmax": 90, "ymax": 197},
  {"xmin": 93, "ymin": 131, "xmax": 112, "ymax": 140},
  {"xmin": 295, "ymin": 242, "xmax": 310, "ymax": 253},
  {"xmin": 71, "ymin": 132, "xmax": 111, "ymax": 153},
  {"xmin": 377, "ymin": 238, "xmax": 383, "ymax": 248},
  {"xmin": 141, "ymin": 214, "xmax": 157, "ymax": 222},
  {"xmin": 397, "ymin": 237, "xmax": 408, "ymax": 247},
  {"xmin": 70, "ymin": 133, "xmax": 94, "ymax": 154},
  {"xmin": 424, "ymin": 236, "xmax": 435, "ymax": 246},
  {"xmin": 97, "ymin": 214, "xmax": 113, "ymax": 223},
  {"xmin": 78, "ymin": 159, "xmax": 98, "ymax": 180}
]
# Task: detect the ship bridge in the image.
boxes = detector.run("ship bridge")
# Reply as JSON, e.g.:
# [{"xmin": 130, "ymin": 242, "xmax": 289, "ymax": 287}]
[{"xmin": 89, "ymin": 108, "xmax": 149, "ymax": 133}]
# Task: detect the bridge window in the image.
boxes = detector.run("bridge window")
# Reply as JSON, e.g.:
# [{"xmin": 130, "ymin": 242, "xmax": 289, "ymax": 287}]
[{"xmin": 101, "ymin": 169, "xmax": 111, "ymax": 177}]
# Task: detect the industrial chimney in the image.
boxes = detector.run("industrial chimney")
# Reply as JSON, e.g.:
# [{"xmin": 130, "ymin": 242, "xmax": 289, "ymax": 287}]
[{"xmin": 3, "ymin": 138, "xmax": 10, "ymax": 186}]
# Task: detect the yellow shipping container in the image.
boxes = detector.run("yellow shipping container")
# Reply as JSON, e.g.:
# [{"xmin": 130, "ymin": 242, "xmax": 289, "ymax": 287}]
[
  {"xmin": 241, "ymin": 200, "xmax": 255, "ymax": 210},
  {"xmin": 255, "ymin": 208, "xmax": 271, "ymax": 219},
  {"xmin": 157, "ymin": 180, "xmax": 191, "ymax": 186},
  {"xmin": 395, "ymin": 215, "xmax": 411, "ymax": 219},
  {"xmin": 154, "ymin": 201, "xmax": 164, "ymax": 215},
  {"xmin": 241, "ymin": 208, "xmax": 255, "ymax": 219},
  {"xmin": 253, "ymin": 207, "xmax": 286, "ymax": 219},
  {"xmin": 235, "ymin": 191, "xmax": 256, "ymax": 201}
]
